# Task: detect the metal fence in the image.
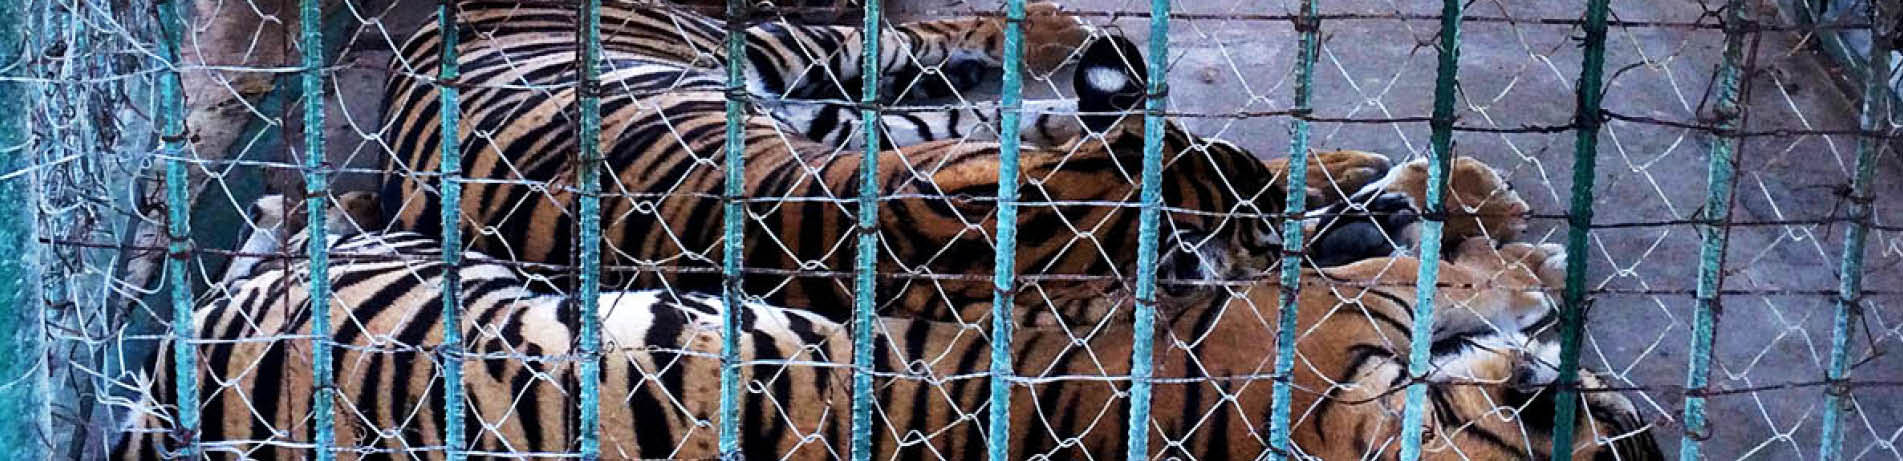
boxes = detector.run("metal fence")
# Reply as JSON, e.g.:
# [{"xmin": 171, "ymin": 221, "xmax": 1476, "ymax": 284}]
[{"xmin": 1, "ymin": 0, "xmax": 1899, "ymax": 459}]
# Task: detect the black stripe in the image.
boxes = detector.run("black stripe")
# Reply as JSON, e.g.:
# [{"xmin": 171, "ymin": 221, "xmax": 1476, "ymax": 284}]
[
  {"xmin": 512, "ymin": 343, "xmax": 549, "ymax": 450},
  {"xmin": 743, "ymin": 324, "xmax": 789, "ymax": 459},
  {"xmin": 386, "ymin": 288, "xmax": 446, "ymax": 453},
  {"xmin": 358, "ymin": 344, "xmax": 390, "ymax": 450},
  {"xmin": 1204, "ymin": 380, "xmax": 1232, "ymax": 457},
  {"xmin": 633, "ymin": 306, "xmax": 688, "ymax": 457},
  {"xmin": 1308, "ymin": 343, "xmax": 1397, "ymax": 444},
  {"xmin": 246, "ymin": 332, "xmax": 292, "ymax": 451},
  {"xmin": 895, "ymin": 318, "xmax": 937, "ymax": 461},
  {"xmin": 1433, "ymin": 384, "xmax": 1532, "ymax": 456},
  {"xmin": 335, "ymin": 265, "xmax": 442, "ymax": 346},
  {"xmin": 898, "ymin": 113, "xmax": 932, "ymax": 141},
  {"xmin": 949, "ymin": 323, "xmax": 989, "ymax": 461},
  {"xmin": 870, "ymin": 319, "xmax": 899, "ymax": 454},
  {"xmin": 199, "ymin": 289, "xmax": 258, "ymax": 444}
]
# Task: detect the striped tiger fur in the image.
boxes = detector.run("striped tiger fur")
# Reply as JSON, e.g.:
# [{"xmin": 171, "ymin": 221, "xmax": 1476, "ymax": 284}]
[
  {"xmin": 114, "ymin": 194, "xmax": 1660, "ymax": 460},
  {"xmin": 376, "ymin": 1, "xmax": 1395, "ymax": 325},
  {"xmin": 665, "ymin": 0, "xmax": 870, "ymax": 26}
]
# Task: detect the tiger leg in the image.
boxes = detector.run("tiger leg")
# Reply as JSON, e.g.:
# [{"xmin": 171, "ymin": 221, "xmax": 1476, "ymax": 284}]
[
  {"xmin": 769, "ymin": 98, "xmax": 1083, "ymax": 150},
  {"xmin": 739, "ymin": 2, "xmax": 1089, "ymax": 101},
  {"xmin": 1264, "ymin": 149, "xmax": 1395, "ymax": 208}
]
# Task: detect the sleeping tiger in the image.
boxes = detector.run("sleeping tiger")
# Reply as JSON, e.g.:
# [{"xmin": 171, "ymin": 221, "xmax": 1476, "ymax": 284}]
[
  {"xmin": 377, "ymin": 1, "xmax": 1394, "ymax": 324},
  {"xmin": 113, "ymin": 192, "xmax": 1659, "ymax": 460}
]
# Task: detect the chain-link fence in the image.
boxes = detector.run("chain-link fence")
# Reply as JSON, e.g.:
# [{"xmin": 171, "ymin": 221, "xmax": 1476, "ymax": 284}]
[{"xmin": 1, "ymin": 0, "xmax": 1898, "ymax": 459}]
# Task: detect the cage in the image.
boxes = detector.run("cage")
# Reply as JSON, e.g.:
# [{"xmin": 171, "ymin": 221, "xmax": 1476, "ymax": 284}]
[{"xmin": 0, "ymin": 0, "xmax": 1898, "ymax": 459}]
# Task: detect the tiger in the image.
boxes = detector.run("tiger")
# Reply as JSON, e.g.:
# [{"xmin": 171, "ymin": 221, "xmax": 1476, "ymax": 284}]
[
  {"xmin": 113, "ymin": 192, "xmax": 1660, "ymax": 460},
  {"xmin": 376, "ymin": 1, "xmax": 1395, "ymax": 325}
]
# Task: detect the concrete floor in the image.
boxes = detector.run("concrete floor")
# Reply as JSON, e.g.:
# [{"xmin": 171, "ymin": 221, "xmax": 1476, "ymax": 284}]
[{"xmin": 308, "ymin": 0, "xmax": 1903, "ymax": 458}]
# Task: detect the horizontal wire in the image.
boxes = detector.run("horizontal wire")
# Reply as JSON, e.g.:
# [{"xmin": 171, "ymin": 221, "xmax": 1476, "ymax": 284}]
[{"xmin": 42, "ymin": 237, "xmax": 1903, "ymax": 298}]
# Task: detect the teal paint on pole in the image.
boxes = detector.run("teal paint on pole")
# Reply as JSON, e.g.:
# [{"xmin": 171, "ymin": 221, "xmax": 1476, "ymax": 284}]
[
  {"xmin": 1396, "ymin": 0, "xmax": 1461, "ymax": 459},
  {"xmin": 120, "ymin": 5, "xmax": 354, "ymax": 429},
  {"xmin": 1548, "ymin": 0, "xmax": 1611, "ymax": 458},
  {"xmin": 155, "ymin": 0, "xmax": 201, "ymax": 457},
  {"xmin": 436, "ymin": 1, "xmax": 468, "ymax": 459},
  {"xmin": 1681, "ymin": 0, "xmax": 1748, "ymax": 459},
  {"xmin": 169, "ymin": 5, "xmax": 356, "ymax": 306},
  {"xmin": 575, "ymin": 0, "xmax": 605, "ymax": 458},
  {"xmin": 849, "ymin": 0, "xmax": 883, "ymax": 458},
  {"xmin": 299, "ymin": 0, "xmax": 335, "ymax": 456},
  {"xmin": 1817, "ymin": 3, "xmax": 1888, "ymax": 460},
  {"xmin": 0, "ymin": 0, "xmax": 45, "ymax": 455},
  {"xmin": 1124, "ymin": 0, "xmax": 1171, "ymax": 459},
  {"xmin": 987, "ymin": 1, "xmax": 1028, "ymax": 459},
  {"xmin": 1267, "ymin": 1, "xmax": 1318, "ymax": 458},
  {"xmin": 719, "ymin": 0, "xmax": 748, "ymax": 457}
]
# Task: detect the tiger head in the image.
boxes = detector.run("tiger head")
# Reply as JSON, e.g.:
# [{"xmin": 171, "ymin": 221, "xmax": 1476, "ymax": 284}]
[
  {"xmin": 1052, "ymin": 33, "xmax": 1386, "ymax": 301},
  {"xmin": 1305, "ymin": 155, "xmax": 1531, "ymax": 268},
  {"xmin": 1195, "ymin": 239, "xmax": 1660, "ymax": 459},
  {"xmin": 220, "ymin": 192, "xmax": 383, "ymax": 286},
  {"xmin": 1320, "ymin": 329, "xmax": 1664, "ymax": 460}
]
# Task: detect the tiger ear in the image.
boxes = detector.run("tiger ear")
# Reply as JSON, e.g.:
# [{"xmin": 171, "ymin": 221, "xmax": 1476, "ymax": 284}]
[
  {"xmin": 1074, "ymin": 34, "xmax": 1147, "ymax": 136},
  {"xmin": 328, "ymin": 191, "xmax": 384, "ymax": 234}
]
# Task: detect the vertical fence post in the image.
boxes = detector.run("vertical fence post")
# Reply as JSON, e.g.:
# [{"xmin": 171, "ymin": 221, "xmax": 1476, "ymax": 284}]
[
  {"xmin": 297, "ymin": 0, "xmax": 336, "ymax": 456},
  {"xmin": 1267, "ymin": 0, "xmax": 1318, "ymax": 458},
  {"xmin": 153, "ymin": 0, "xmax": 202, "ymax": 457},
  {"xmin": 1548, "ymin": 0, "xmax": 1611, "ymax": 458},
  {"xmin": 435, "ymin": 1, "xmax": 468, "ymax": 459},
  {"xmin": 986, "ymin": 1, "xmax": 1027, "ymax": 459},
  {"xmin": 1817, "ymin": 2, "xmax": 1889, "ymax": 460},
  {"xmin": 0, "ymin": 0, "xmax": 45, "ymax": 455},
  {"xmin": 1680, "ymin": 0, "xmax": 1749, "ymax": 458},
  {"xmin": 718, "ymin": 0, "xmax": 748, "ymax": 457},
  {"xmin": 849, "ymin": 0, "xmax": 883, "ymax": 458},
  {"xmin": 1396, "ymin": 0, "xmax": 1461, "ymax": 459},
  {"xmin": 574, "ymin": 0, "xmax": 605, "ymax": 458},
  {"xmin": 1123, "ymin": 0, "xmax": 1170, "ymax": 458}
]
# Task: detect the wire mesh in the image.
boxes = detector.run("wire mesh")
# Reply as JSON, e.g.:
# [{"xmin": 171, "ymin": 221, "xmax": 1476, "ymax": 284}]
[{"xmin": 0, "ymin": 0, "xmax": 1897, "ymax": 459}]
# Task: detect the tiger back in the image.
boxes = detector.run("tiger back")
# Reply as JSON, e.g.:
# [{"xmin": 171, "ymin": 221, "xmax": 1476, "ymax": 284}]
[
  {"xmin": 115, "ymin": 194, "xmax": 1659, "ymax": 460},
  {"xmin": 377, "ymin": 2, "xmax": 1393, "ymax": 325}
]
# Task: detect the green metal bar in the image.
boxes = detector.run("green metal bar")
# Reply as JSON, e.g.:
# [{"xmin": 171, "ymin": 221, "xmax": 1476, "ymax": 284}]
[
  {"xmin": 575, "ymin": 0, "xmax": 605, "ymax": 458},
  {"xmin": 1267, "ymin": 0, "xmax": 1318, "ymax": 458},
  {"xmin": 987, "ymin": 0, "xmax": 1028, "ymax": 459},
  {"xmin": 1817, "ymin": 3, "xmax": 1888, "ymax": 459},
  {"xmin": 171, "ymin": 4, "xmax": 355, "ymax": 308},
  {"xmin": 0, "ymin": 0, "xmax": 44, "ymax": 455},
  {"xmin": 120, "ymin": 3, "xmax": 354, "ymax": 433},
  {"xmin": 1396, "ymin": 0, "xmax": 1461, "ymax": 458},
  {"xmin": 154, "ymin": 0, "xmax": 201, "ymax": 457},
  {"xmin": 718, "ymin": 0, "xmax": 748, "ymax": 457},
  {"xmin": 848, "ymin": 0, "xmax": 882, "ymax": 458},
  {"xmin": 299, "ymin": 0, "xmax": 334, "ymax": 456},
  {"xmin": 1548, "ymin": 0, "xmax": 1611, "ymax": 458},
  {"xmin": 1124, "ymin": 0, "xmax": 1171, "ymax": 458},
  {"xmin": 1680, "ymin": 0, "xmax": 1749, "ymax": 458},
  {"xmin": 435, "ymin": 1, "xmax": 467, "ymax": 459}
]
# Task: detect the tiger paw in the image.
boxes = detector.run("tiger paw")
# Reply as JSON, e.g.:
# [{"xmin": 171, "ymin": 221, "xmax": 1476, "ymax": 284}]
[
  {"xmin": 1263, "ymin": 149, "xmax": 1393, "ymax": 207},
  {"xmin": 1021, "ymin": 2, "xmax": 1091, "ymax": 75},
  {"xmin": 1457, "ymin": 239, "xmax": 1568, "ymax": 291},
  {"xmin": 1307, "ymin": 149, "xmax": 1394, "ymax": 205}
]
